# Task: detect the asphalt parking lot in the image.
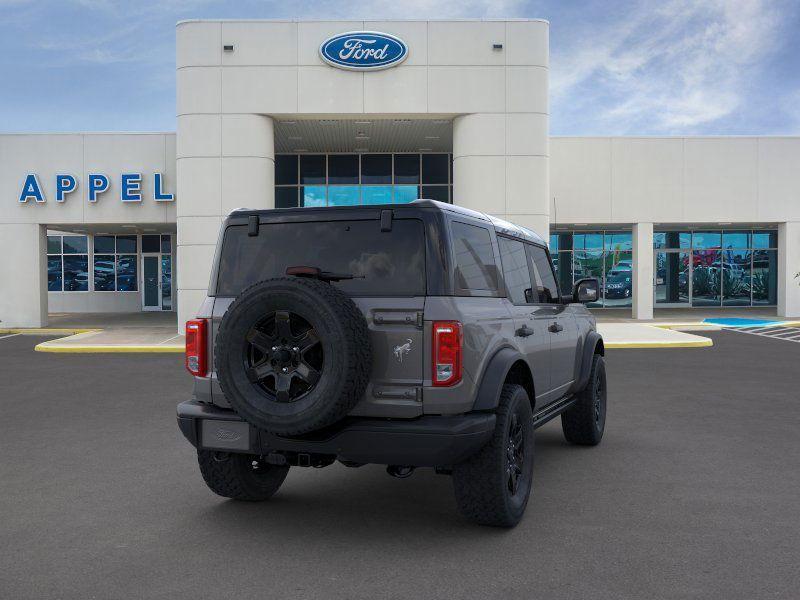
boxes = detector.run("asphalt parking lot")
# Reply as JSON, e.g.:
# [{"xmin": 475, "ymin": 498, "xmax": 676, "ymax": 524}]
[{"xmin": 1, "ymin": 331, "xmax": 799, "ymax": 600}]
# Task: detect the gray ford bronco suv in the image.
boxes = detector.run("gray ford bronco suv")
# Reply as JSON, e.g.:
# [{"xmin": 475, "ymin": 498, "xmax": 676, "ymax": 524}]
[{"xmin": 177, "ymin": 200, "xmax": 606, "ymax": 527}]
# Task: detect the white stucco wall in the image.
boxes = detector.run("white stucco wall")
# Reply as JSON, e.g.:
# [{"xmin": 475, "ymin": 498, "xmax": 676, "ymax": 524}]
[
  {"xmin": 0, "ymin": 133, "xmax": 176, "ymax": 326},
  {"xmin": 176, "ymin": 19, "xmax": 550, "ymax": 326},
  {"xmin": 550, "ymin": 137, "xmax": 800, "ymax": 225}
]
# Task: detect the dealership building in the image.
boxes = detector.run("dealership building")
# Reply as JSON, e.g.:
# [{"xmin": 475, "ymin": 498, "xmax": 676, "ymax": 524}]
[{"xmin": 1, "ymin": 18, "xmax": 798, "ymax": 329}]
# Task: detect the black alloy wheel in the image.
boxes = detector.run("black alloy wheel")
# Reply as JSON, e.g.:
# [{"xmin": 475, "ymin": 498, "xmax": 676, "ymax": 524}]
[
  {"xmin": 244, "ymin": 310, "xmax": 323, "ymax": 403},
  {"xmin": 506, "ymin": 413, "xmax": 525, "ymax": 496}
]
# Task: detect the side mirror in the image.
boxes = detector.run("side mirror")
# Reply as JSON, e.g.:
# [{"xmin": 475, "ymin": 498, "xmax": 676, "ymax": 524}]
[{"xmin": 573, "ymin": 277, "xmax": 600, "ymax": 304}]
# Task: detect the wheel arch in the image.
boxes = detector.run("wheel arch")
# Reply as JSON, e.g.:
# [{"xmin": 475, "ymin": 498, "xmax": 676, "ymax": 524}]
[
  {"xmin": 472, "ymin": 347, "xmax": 536, "ymax": 412},
  {"xmin": 572, "ymin": 331, "xmax": 604, "ymax": 393}
]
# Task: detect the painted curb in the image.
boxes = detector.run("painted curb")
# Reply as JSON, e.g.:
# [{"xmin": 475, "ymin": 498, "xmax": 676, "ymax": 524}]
[
  {"xmin": 34, "ymin": 343, "xmax": 184, "ymax": 353},
  {"xmin": 0, "ymin": 328, "xmax": 100, "ymax": 335},
  {"xmin": 605, "ymin": 339, "xmax": 713, "ymax": 349}
]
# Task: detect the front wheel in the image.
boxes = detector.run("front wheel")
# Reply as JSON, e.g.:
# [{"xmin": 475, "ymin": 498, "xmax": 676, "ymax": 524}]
[
  {"xmin": 561, "ymin": 354, "xmax": 606, "ymax": 445},
  {"xmin": 197, "ymin": 450, "xmax": 289, "ymax": 501},
  {"xmin": 452, "ymin": 384, "xmax": 534, "ymax": 527}
]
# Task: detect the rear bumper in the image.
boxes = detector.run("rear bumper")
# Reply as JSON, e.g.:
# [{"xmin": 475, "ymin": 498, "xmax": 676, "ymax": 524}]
[{"xmin": 177, "ymin": 400, "xmax": 495, "ymax": 467}]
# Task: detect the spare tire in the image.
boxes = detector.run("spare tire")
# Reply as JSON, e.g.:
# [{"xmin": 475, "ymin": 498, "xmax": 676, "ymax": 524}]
[{"xmin": 215, "ymin": 277, "xmax": 371, "ymax": 435}]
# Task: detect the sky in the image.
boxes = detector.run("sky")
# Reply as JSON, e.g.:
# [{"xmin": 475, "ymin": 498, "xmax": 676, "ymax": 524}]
[{"xmin": 0, "ymin": 0, "xmax": 798, "ymax": 135}]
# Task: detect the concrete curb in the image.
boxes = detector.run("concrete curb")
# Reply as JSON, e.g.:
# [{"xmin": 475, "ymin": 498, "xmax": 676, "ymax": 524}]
[
  {"xmin": 605, "ymin": 338, "xmax": 713, "ymax": 349},
  {"xmin": 34, "ymin": 343, "xmax": 184, "ymax": 354},
  {"xmin": 0, "ymin": 328, "xmax": 100, "ymax": 335},
  {"xmin": 0, "ymin": 327, "xmax": 184, "ymax": 354}
]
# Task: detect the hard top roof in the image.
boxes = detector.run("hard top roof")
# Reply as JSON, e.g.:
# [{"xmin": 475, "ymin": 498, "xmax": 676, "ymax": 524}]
[{"xmin": 229, "ymin": 199, "xmax": 546, "ymax": 246}]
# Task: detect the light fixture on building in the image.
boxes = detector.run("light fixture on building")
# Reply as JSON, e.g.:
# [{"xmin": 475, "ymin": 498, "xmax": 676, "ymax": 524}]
[
  {"xmin": 492, "ymin": 43, "xmax": 503, "ymax": 50},
  {"xmin": 355, "ymin": 120, "xmax": 372, "ymax": 125},
  {"xmin": 223, "ymin": 44, "xmax": 235, "ymax": 52}
]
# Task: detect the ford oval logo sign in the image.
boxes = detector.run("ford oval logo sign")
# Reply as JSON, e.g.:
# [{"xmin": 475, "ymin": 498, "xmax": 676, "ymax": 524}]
[{"xmin": 319, "ymin": 31, "xmax": 408, "ymax": 71}]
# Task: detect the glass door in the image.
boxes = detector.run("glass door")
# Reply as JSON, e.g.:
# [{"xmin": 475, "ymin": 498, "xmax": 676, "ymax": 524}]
[
  {"xmin": 142, "ymin": 255, "xmax": 161, "ymax": 311},
  {"xmin": 654, "ymin": 251, "xmax": 690, "ymax": 307}
]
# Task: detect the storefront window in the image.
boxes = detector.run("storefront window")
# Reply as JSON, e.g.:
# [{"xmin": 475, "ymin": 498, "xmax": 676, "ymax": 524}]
[
  {"xmin": 93, "ymin": 235, "xmax": 138, "ymax": 292},
  {"xmin": 691, "ymin": 231, "xmax": 721, "ymax": 249},
  {"xmin": 361, "ymin": 154, "xmax": 391, "ymax": 184},
  {"xmin": 752, "ymin": 249, "xmax": 778, "ymax": 305},
  {"xmin": 655, "ymin": 251, "xmax": 690, "ymax": 305},
  {"xmin": 116, "ymin": 256, "xmax": 137, "ymax": 292},
  {"xmin": 362, "ymin": 186, "xmax": 392, "ymax": 205},
  {"xmin": 301, "ymin": 185, "xmax": 326, "ymax": 207},
  {"xmin": 654, "ymin": 231, "xmax": 690, "ymax": 249},
  {"xmin": 327, "ymin": 186, "xmax": 360, "ymax": 206},
  {"xmin": 393, "ymin": 185, "xmax": 418, "ymax": 203},
  {"xmin": 47, "ymin": 235, "xmax": 88, "ymax": 292},
  {"xmin": 275, "ymin": 153, "xmax": 453, "ymax": 208},
  {"xmin": 47, "ymin": 256, "xmax": 62, "ymax": 291},
  {"xmin": 394, "ymin": 154, "xmax": 419, "ymax": 184},
  {"xmin": 327, "ymin": 155, "xmax": 358, "ymax": 184},
  {"xmin": 654, "ymin": 229, "xmax": 777, "ymax": 307},
  {"xmin": 300, "ymin": 155, "xmax": 325, "ymax": 184},
  {"xmin": 548, "ymin": 231, "xmax": 633, "ymax": 307}
]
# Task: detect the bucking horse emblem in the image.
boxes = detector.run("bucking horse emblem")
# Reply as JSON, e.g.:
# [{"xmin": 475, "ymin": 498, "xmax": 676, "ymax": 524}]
[{"xmin": 393, "ymin": 338, "xmax": 413, "ymax": 363}]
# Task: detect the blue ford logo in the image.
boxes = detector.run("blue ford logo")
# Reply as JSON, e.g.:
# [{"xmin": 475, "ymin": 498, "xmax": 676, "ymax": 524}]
[{"xmin": 319, "ymin": 31, "xmax": 408, "ymax": 71}]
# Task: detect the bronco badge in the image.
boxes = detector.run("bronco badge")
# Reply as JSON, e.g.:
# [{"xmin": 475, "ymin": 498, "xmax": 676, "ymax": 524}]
[{"xmin": 393, "ymin": 338, "xmax": 413, "ymax": 363}]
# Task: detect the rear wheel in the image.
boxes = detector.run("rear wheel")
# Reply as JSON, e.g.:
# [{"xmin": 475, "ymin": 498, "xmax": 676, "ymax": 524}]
[
  {"xmin": 197, "ymin": 450, "xmax": 289, "ymax": 501},
  {"xmin": 561, "ymin": 353, "xmax": 606, "ymax": 445},
  {"xmin": 452, "ymin": 384, "xmax": 534, "ymax": 527}
]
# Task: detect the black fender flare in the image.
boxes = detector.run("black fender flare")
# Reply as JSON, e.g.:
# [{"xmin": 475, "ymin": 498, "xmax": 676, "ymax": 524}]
[
  {"xmin": 573, "ymin": 331, "xmax": 604, "ymax": 393},
  {"xmin": 472, "ymin": 347, "xmax": 529, "ymax": 412}
]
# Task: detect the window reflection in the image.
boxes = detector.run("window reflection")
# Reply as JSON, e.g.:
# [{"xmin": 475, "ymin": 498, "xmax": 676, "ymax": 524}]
[
  {"xmin": 47, "ymin": 256, "xmax": 62, "ymax": 291},
  {"xmin": 691, "ymin": 250, "xmax": 721, "ymax": 306},
  {"xmin": 327, "ymin": 186, "xmax": 360, "ymax": 206},
  {"xmin": 653, "ymin": 229, "xmax": 777, "ymax": 307},
  {"xmin": 655, "ymin": 251, "xmax": 690, "ymax": 305},
  {"xmin": 362, "ymin": 186, "xmax": 392, "ymax": 205},
  {"xmin": 302, "ymin": 185, "xmax": 326, "ymax": 207},
  {"xmin": 275, "ymin": 153, "xmax": 452, "ymax": 208},
  {"xmin": 753, "ymin": 249, "xmax": 777, "ymax": 305},
  {"xmin": 604, "ymin": 250, "xmax": 632, "ymax": 306},
  {"xmin": 573, "ymin": 250, "xmax": 603, "ymax": 307},
  {"xmin": 63, "ymin": 255, "xmax": 89, "ymax": 291}
]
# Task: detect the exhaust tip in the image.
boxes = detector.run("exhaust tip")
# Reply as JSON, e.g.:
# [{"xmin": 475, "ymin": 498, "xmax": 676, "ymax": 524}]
[{"xmin": 386, "ymin": 465, "xmax": 415, "ymax": 479}]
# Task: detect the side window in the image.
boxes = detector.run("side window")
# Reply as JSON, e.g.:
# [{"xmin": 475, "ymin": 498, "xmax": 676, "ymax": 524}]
[
  {"xmin": 526, "ymin": 244, "xmax": 560, "ymax": 304},
  {"xmin": 498, "ymin": 237, "xmax": 534, "ymax": 304},
  {"xmin": 451, "ymin": 222, "xmax": 498, "ymax": 291}
]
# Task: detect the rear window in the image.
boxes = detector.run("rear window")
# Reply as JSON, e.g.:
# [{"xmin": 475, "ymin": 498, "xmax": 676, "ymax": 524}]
[
  {"xmin": 215, "ymin": 219, "xmax": 426, "ymax": 297},
  {"xmin": 451, "ymin": 221, "xmax": 498, "ymax": 291}
]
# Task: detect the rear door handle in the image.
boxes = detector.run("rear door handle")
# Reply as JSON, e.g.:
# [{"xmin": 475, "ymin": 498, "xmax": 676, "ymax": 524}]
[
  {"xmin": 548, "ymin": 322, "xmax": 564, "ymax": 333},
  {"xmin": 515, "ymin": 325, "xmax": 534, "ymax": 338}
]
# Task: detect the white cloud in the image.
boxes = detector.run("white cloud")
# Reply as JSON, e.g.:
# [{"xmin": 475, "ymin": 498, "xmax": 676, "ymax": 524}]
[{"xmin": 551, "ymin": 0, "xmax": 790, "ymax": 133}]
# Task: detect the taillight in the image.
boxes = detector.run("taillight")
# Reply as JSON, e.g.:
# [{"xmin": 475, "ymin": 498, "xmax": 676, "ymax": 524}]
[
  {"xmin": 432, "ymin": 321, "xmax": 462, "ymax": 387},
  {"xmin": 185, "ymin": 319, "xmax": 208, "ymax": 377}
]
